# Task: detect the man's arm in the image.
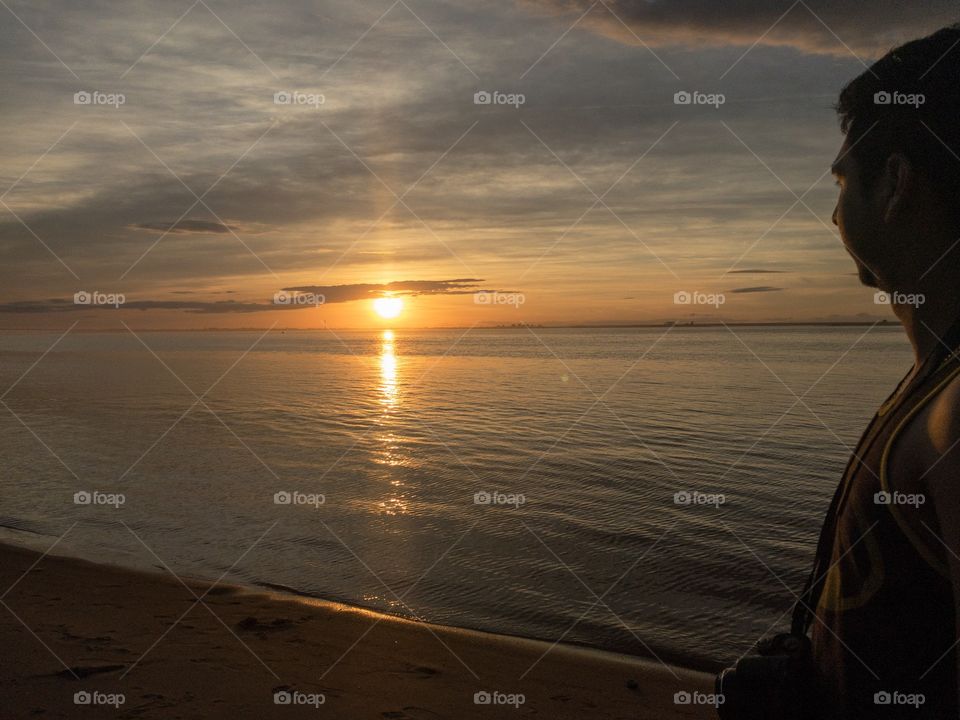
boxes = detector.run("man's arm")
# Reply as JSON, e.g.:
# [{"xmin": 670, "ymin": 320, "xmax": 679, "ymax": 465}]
[{"xmin": 899, "ymin": 374, "xmax": 960, "ymax": 709}]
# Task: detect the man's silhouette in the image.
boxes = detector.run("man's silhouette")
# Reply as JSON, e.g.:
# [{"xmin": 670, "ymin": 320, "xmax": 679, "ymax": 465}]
[{"xmin": 806, "ymin": 22, "xmax": 960, "ymax": 719}]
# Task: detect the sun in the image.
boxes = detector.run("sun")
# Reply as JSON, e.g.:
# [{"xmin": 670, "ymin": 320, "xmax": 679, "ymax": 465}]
[{"xmin": 373, "ymin": 296, "xmax": 403, "ymax": 319}]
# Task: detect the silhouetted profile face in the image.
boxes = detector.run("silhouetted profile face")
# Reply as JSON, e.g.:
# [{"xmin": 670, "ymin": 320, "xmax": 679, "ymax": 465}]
[
  {"xmin": 832, "ymin": 24, "xmax": 960, "ymax": 296},
  {"xmin": 832, "ymin": 141, "xmax": 884, "ymax": 289}
]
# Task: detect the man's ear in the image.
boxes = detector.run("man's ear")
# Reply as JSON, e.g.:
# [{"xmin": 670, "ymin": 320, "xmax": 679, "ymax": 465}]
[{"xmin": 883, "ymin": 153, "xmax": 914, "ymax": 223}]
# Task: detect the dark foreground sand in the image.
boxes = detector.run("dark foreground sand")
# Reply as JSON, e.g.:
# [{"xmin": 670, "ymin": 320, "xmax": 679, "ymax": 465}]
[{"xmin": 0, "ymin": 542, "xmax": 715, "ymax": 719}]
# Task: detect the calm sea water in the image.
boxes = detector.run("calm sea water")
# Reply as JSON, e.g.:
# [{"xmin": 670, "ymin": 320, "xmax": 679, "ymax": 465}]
[{"xmin": 0, "ymin": 326, "xmax": 911, "ymax": 669}]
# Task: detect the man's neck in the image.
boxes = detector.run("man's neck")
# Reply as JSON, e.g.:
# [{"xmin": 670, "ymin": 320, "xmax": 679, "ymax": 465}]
[{"xmin": 892, "ymin": 290, "xmax": 960, "ymax": 366}]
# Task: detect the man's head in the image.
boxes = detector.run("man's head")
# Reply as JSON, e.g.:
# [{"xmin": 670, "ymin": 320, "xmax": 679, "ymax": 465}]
[{"xmin": 833, "ymin": 24, "xmax": 960, "ymax": 292}]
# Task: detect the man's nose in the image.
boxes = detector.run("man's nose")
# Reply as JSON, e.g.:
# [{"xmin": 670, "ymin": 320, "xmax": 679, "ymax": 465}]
[{"xmin": 832, "ymin": 205, "xmax": 839, "ymax": 226}]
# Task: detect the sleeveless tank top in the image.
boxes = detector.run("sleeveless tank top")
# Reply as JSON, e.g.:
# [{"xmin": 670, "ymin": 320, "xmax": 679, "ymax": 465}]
[{"xmin": 807, "ymin": 325, "xmax": 960, "ymax": 719}]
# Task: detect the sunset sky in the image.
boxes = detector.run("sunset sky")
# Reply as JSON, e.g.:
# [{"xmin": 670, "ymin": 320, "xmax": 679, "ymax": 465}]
[{"xmin": 1, "ymin": 0, "xmax": 956, "ymax": 329}]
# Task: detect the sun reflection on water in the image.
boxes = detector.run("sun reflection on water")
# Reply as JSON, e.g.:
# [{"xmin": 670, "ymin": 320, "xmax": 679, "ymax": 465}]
[
  {"xmin": 380, "ymin": 329, "xmax": 398, "ymax": 408},
  {"xmin": 376, "ymin": 329, "xmax": 409, "ymax": 515}
]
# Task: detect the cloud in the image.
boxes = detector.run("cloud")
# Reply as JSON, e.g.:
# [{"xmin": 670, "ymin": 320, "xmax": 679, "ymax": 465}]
[
  {"xmin": 0, "ymin": 299, "xmax": 268, "ymax": 314},
  {"xmin": 726, "ymin": 269, "xmax": 787, "ymax": 274},
  {"xmin": 0, "ymin": 279, "xmax": 513, "ymax": 314},
  {"xmin": 0, "ymin": 0, "xmax": 900, "ymax": 324},
  {"xmin": 132, "ymin": 220, "xmax": 237, "ymax": 234},
  {"xmin": 170, "ymin": 289, "xmax": 237, "ymax": 294},
  {"xmin": 729, "ymin": 285, "xmax": 784, "ymax": 293},
  {"xmin": 0, "ymin": 0, "xmax": 861, "ymax": 307},
  {"xmin": 282, "ymin": 278, "xmax": 504, "ymax": 302},
  {"xmin": 524, "ymin": 0, "xmax": 958, "ymax": 56}
]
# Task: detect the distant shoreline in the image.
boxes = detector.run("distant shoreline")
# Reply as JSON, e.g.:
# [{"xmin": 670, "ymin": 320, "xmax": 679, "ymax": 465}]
[{"xmin": 1, "ymin": 320, "xmax": 898, "ymax": 333}]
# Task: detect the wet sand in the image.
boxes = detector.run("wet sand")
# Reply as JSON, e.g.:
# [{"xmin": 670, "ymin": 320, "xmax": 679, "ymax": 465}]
[{"xmin": 0, "ymin": 541, "xmax": 716, "ymax": 719}]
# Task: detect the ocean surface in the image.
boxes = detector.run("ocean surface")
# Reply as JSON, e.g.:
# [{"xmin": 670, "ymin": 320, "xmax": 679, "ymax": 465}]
[{"xmin": 0, "ymin": 326, "xmax": 911, "ymax": 670}]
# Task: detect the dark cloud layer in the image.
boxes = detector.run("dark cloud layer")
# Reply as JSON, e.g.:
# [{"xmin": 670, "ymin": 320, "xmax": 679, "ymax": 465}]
[
  {"xmin": 729, "ymin": 285, "xmax": 783, "ymax": 294},
  {"xmin": 527, "ymin": 0, "xmax": 958, "ymax": 56},
  {"xmin": 0, "ymin": 279, "xmax": 513, "ymax": 314},
  {"xmin": 132, "ymin": 220, "xmax": 237, "ymax": 234},
  {"xmin": 283, "ymin": 279, "xmax": 495, "ymax": 302},
  {"xmin": 0, "ymin": 299, "xmax": 269, "ymax": 314}
]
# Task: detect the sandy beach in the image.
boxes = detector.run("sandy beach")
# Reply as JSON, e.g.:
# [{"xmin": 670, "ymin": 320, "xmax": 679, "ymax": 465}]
[{"xmin": 0, "ymin": 541, "xmax": 716, "ymax": 719}]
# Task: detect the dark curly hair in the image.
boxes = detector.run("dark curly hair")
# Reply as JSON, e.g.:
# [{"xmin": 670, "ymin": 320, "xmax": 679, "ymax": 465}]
[{"xmin": 837, "ymin": 24, "xmax": 960, "ymax": 205}]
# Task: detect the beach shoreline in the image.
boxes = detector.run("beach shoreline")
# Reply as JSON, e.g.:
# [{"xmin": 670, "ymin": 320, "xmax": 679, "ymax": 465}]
[{"xmin": 1, "ymin": 539, "xmax": 716, "ymax": 719}]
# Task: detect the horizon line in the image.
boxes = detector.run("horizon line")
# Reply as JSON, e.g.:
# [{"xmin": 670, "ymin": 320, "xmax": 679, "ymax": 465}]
[{"xmin": 0, "ymin": 320, "xmax": 898, "ymax": 333}]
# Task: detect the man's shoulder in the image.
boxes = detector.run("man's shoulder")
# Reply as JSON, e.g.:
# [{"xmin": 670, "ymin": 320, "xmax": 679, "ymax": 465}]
[
  {"xmin": 924, "ymin": 367, "xmax": 960, "ymax": 450},
  {"xmin": 891, "ymin": 368, "xmax": 960, "ymax": 492}
]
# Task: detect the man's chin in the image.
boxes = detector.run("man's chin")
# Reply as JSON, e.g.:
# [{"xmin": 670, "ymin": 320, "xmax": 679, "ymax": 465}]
[
  {"xmin": 851, "ymin": 257, "xmax": 881, "ymax": 288},
  {"xmin": 858, "ymin": 266, "xmax": 880, "ymax": 288}
]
